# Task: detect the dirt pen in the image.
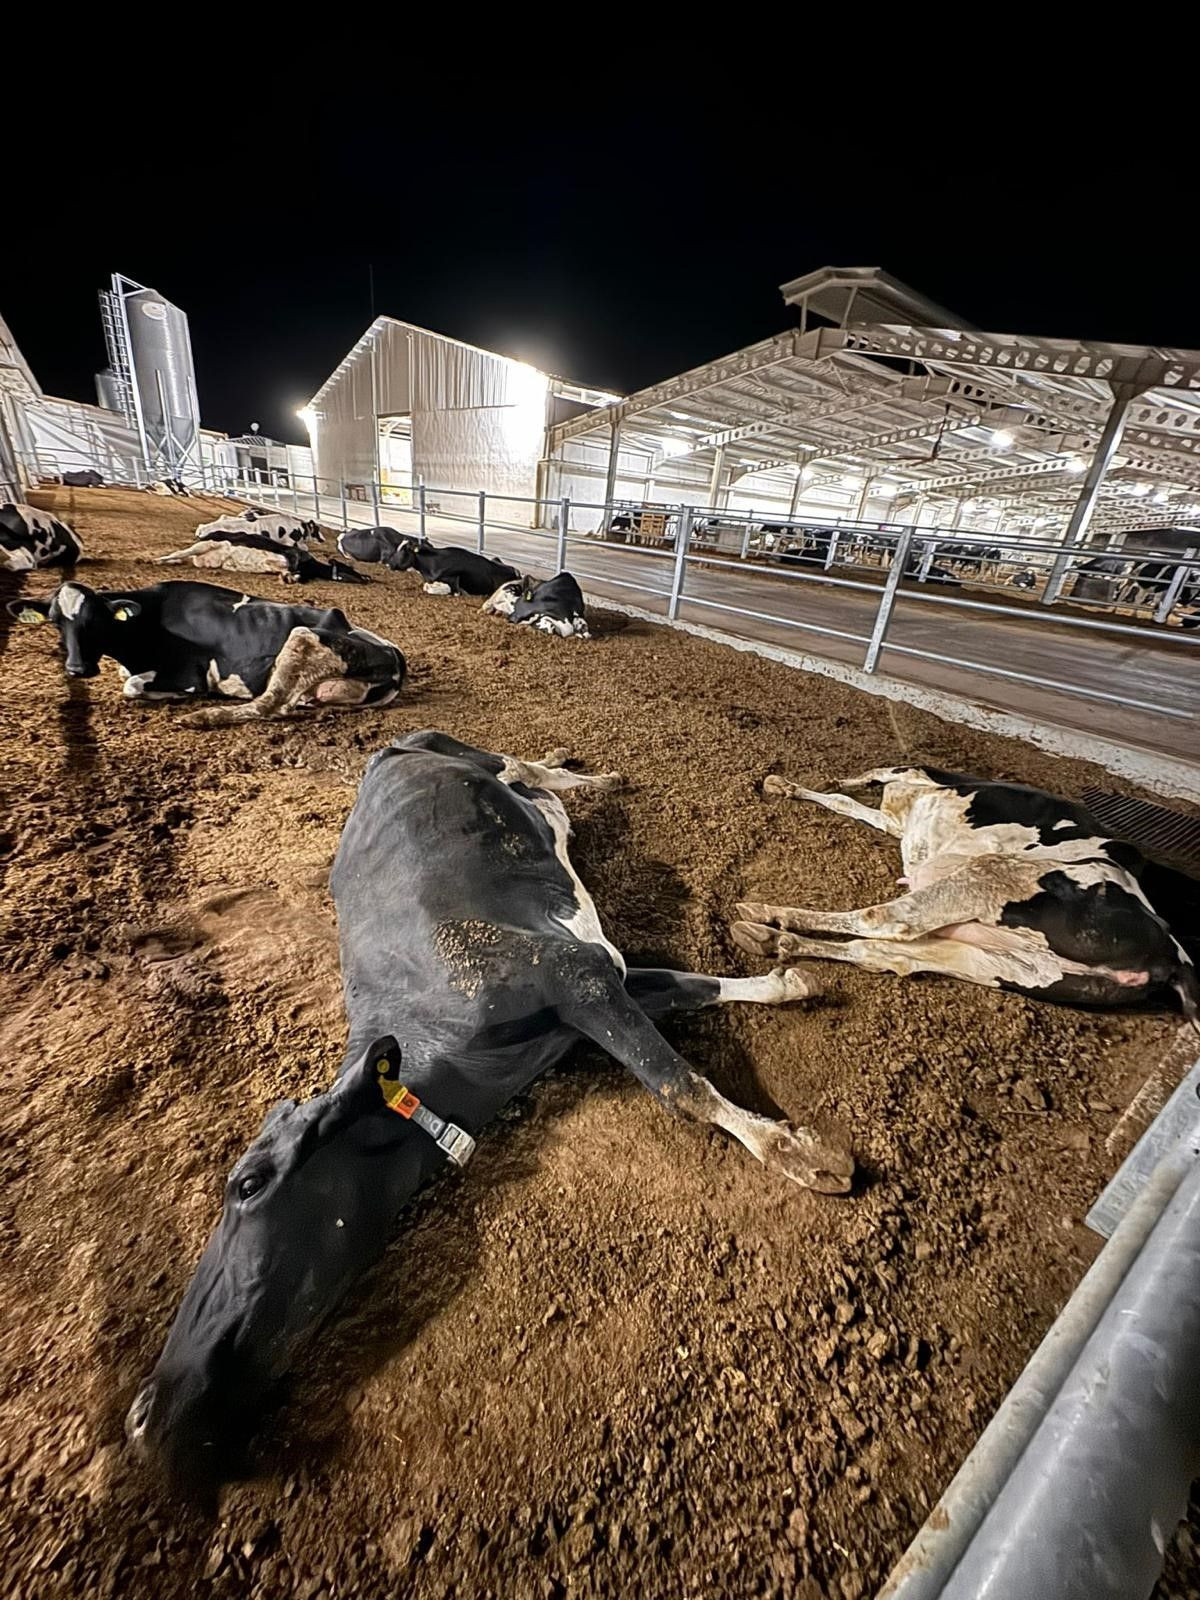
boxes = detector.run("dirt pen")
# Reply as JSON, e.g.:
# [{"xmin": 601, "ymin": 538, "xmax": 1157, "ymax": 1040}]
[{"xmin": 1, "ymin": 489, "xmax": 1196, "ymax": 1599}]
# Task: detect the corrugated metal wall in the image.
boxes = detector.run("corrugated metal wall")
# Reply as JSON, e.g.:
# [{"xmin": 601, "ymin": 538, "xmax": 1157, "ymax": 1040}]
[{"xmin": 311, "ymin": 320, "xmax": 550, "ymax": 502}]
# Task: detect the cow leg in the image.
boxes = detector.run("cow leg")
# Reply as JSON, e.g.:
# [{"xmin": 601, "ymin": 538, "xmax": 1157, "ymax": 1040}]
[
  {"xmin": 157, "ymin": 541, "xmax": 207, "ymax": 564},
  {"xmin": 729, "ymin": 925, "xmax": 1015, "ymax": 987},
  {"xmin": 555, "ymin": 962, "xmax": 852, "ymax": 1193},
  {"xmin": 178, "ymin": 627, "xmax": 350, "ymax": 727},
  {"xmin": 624, "ymin": 965, "xmax": 817, "ymax": 1018},
  {"xmin": 763, "ymin": 774, "xmax": 902, "ymax": 836},
  {"xmin": 498, "ymin": 754, "xmax": 622, "ymax": 793},
  {"xmin": 734, "ymin": 866, "xmax": 1003, "ymax": 943},
  {"xmin": 837, "ymin": 766, "xmax": 932, "ymax": 790}
]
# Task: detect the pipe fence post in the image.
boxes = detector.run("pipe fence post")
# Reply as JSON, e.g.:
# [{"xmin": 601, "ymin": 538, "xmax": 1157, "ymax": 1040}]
[
  {"xmin": 1154, "ymin": 551, "xmax": 1197, "ymax": 624},
  {"xmin": 863, "ymin": 528, "xmax": 913, "ymax": 673},
  {"xmin": 339, "ymin": 480, "xmax": 349, "ymax": 533},
  {"xmin": 557, "ymin": 495, "xmax": 570, "ymax": 571},
  {"xmin": 739, "ymin": 520, "xmax": 752, "ymax": 560},
  {"xmin": 291, "ymin": 474, "xmax": 299, "ymax": 515},
  {"xmin": 418, "ymin": 481, "xmax": 427, "ymax": 542},
  {"xmin": 668, "ymin": 508, "xmax": 693, "ymax": 621},
  {"xmin": 824, "ymin": 527, "xmax": 840, "ymax": 569},
  {"xmin": 371, "ymin": 474, "xmax": 381, "ymax": 531},
  {"xmin": 312, "ymin": 474, "xmax": 321, "ymax": 523},
  {"xmin": 477, "ymin": 490, "xmax": 486, "ymax": 553},
  {"xmin": 916, "ymin": 540, "xmax": 936, "ymax": 582}
]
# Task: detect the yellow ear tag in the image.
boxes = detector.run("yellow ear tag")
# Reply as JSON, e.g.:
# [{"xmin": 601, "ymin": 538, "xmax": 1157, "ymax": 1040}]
[
  {"xmin": 17, "ymin": 608, "xmax": 44, "ymax": 625},
  {"xmin": 113, "ymin": 607, "xmax": 132, "ymax": 622}
]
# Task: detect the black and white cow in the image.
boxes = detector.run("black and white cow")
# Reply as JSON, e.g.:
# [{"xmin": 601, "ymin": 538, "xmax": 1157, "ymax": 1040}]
[
  {"xmin": 481, "ymin": 571, "xmax": 590, "ymax": 638},
  {"xmin": 159, "ymin": 531, "xmax": 369, "ymax": 584},
  {"xmin": 195, "ymin": 511, "xmax": 324, "ymax": 548},
  {"xmin": 732, "ymin": 766, "xmax": 1200, "ymax": 1021},
  {"xmin": 150, "ymin": 479, "xmax": 191, "ymax": 496},
  {"xmin": 0, "ymin": 503, "xmax": 82, "ymax": 570},
  {"xmin": 7, "ymin": 579, "xmax": 404, "ymax": 726},
  {"xmin": 126, "ymin": 730, "xmax": 852, "ymax": 1486},
  {"xmin": 336, "ymin": 526, "xmax": 419, "ymax": 564},
  {"xmin": 388, "ymin": 540, "xmax": 519, "ymax": 596}
]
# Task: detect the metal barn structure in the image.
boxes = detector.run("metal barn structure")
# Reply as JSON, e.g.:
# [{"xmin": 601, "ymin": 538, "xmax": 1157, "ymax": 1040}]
[
  {"xmin": 301, "ymin": 318, "xmax": 618, "ymax": 505},
  {"xmin": 544, "ymin": 267, "xmax": 1200, "ymax": 553}
]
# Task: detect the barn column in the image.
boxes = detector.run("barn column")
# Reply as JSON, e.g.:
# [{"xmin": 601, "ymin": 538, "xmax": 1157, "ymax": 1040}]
[
  {"xmin": 1040, "ymin": 382, "xmax": 1141, "ymax": 603},
  {"xmin": 708, "ymin": 446, "xmax": 727, "ymax": 511},
  {"xmin": 601, "ymin": 418, "xmax": 622, "ymax": 533}
]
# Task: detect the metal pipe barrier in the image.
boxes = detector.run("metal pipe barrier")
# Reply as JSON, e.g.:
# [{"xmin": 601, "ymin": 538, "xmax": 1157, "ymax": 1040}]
[
  {"xmin": 214, "ymin": 471, "xmax": 1200, "ymax": 731},
  {"xmin": 880, "ymin": 1118, "xmax": 1200, "ymax": 1600}
]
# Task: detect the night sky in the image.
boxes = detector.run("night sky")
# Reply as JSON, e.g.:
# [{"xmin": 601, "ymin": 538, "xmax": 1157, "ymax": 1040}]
[{"xmin": 6, "ymin": 108, "xmax": 1194, "ymax": 447}]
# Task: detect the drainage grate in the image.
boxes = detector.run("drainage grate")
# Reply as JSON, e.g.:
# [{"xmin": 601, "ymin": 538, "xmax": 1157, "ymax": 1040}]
[{"xmin": 1081, "ymin": 788, "xmax": 1200, "ymax": 874}]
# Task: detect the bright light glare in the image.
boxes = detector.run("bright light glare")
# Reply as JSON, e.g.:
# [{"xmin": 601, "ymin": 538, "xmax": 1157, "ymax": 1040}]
[
  {"xmin": 1151, "ymin": 488, "xmax": 1169, "ymax": 505},
  {"xmin": 660, "ymin": 436, "xmax": 691, "ymax": 458},
  {"xmin": 991, "ymin": 428, "xmax": 1014, "ymax": 451},
  {"xmin": 1064, "ymin": 455, "xmax": 1086, "ymax": 474},
  {"xmin": 296, "ymin": 406, "xmax": 317, "ymax": 431},
  {"xmin": 874, "ymin": 481, "xmax": 898, "ymax": 499},
  {"xmin": 1130, "ymin": 483, "xmax": 1150, "ymax": 497},
  {"xmin": 841, "ymin": 473, "xmax": 860, "ymax": 489}
]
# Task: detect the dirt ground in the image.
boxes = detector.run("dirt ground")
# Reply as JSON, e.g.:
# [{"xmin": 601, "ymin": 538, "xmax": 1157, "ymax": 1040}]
[{"xmin": 1, "ymin": 488, "xmax": 1196, "ymax": 1600}]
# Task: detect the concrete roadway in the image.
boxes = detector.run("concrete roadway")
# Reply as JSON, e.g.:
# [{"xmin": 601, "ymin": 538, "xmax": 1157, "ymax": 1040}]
[{"xmin": 271, "ymin": 490, "xmax": 1199, "ymax": 762}]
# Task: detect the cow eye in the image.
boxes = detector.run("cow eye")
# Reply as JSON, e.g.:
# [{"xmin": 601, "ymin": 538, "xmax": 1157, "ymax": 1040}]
[{"xmin": 237, "ymin": 1172, "xmax": 267, "ymax": 1201}]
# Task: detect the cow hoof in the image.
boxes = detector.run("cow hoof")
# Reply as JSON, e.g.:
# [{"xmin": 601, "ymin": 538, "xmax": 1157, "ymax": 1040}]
[
  {"xmin": 542, "ymin": 746, "xmax": 571, "ymax": 768},
  {"xmin": 762, "ymin": 774, "xmax": 793, "ymax": 798},
  {"xmin": 734, "ymin": 901, "xmax": 786, "ymax": 928},
  {"xmin": 758, "ymin": 1120, "xmax": 854, "ymax": 1196},
  {"xmin": 730, "ymin": 919, "xmax": 781, "ymax": 959},
  {"xmin": 591, "ymin": 773, "xmax": 623, "ymax": 791},
  {"xmin": 772, "ymin": 965, "xmax": 820, "ymax": 1002}
]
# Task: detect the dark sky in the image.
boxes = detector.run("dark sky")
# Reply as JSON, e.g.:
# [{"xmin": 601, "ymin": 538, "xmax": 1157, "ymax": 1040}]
[{"xmin": 6, "ymin": 101, "xmax": 1194, "ymax": 447}]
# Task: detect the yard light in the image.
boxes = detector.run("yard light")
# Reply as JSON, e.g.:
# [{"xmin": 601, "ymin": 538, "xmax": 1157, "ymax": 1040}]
[
  {"xmin": 1130, "ymin": 483, "xmax": 1150, "ymax": 497},
  {"xmin": 1064, "ymin": 455, "xmax": 1086, "ymax": 474},
  {"xmin": 875, "ymin": 481, "xmax": 898, "ymax": 498},
  {"xmin": 660, "ymin": 436, "xmax": 691, "ymax": 458},
  {"xmin": 991, "ymin": 428, "xmax": 1014, "ymax": 451},
  {"xmin": 1151, "ymin": 487, "xmax": 1169, "ymax": 505}
]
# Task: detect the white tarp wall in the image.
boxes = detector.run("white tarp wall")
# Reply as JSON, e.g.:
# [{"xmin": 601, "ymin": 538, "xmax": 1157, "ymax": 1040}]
[
  {"xmin": 17, "ymin": 396, "xmax": 143, "ymax": 483},
  {"xmin": 310, "ymin": 319, "xmax": 550, "ymax": 504}
]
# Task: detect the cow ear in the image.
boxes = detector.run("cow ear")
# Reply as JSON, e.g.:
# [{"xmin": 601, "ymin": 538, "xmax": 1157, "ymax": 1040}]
[
  {"xmin": 7, "ymin": 599, "xmax": 50, "ymax": 625},
  {"xmin": 318, "ymin": 1036, "xmax": 404, "ymax": 1133},
  {"xmin": 105, "ymin": 599, "xmax": 142, "ymax": 622}
]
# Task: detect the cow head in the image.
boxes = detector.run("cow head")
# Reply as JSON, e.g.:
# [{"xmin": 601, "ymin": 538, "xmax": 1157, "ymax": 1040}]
[
  {"xmin": 7, "ymin": 583, "xmax": 142, "ymax": 677},
  {"xmin": 302, "ymin": 520, "xmax": 325, "ymax": 544},
  {"xmin": 126, "ymin": 1036, "xmax": 430, "ymax": 1490}
]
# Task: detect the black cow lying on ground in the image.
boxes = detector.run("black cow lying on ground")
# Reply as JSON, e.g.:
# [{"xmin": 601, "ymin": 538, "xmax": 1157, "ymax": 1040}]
[
  {"xmin": 126, "ymin": 730, "xmax": 852, "ymax": 1487},
  {"xmin": 481, "ymin": 571, "xmax": 590, "ymax": 637},
  {"xmin": 8, "ymin": 579, "xmax": 404, "ymax": 726},
  {"xmin": 196, "ymin": 511, "xmax": 323, "ymax": 547},
  {"xmin": 62, "ymin": 469, "xmax": 105, "ymax": 488},
  {"xmin": 388, "ymin": 540, "xmax": 519, "ymax": 596},
  {"xmin": 158, "ymin": 531, "xmax": 369, "ymax": 584},
  {"xmin": 733, "ymin": 766, "xmax": 1200, "ymax": 1022},
  {"xmin": 336, "ymin": 526, "xmax": 421, "ymax": 564},
  {"xmin": 0, "ymin": 503, "xmax": 82, "ymax": 570}
]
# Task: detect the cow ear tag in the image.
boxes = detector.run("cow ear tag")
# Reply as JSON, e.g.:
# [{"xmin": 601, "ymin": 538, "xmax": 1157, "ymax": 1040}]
[
  {"xmin": 17, "ymin": 607, "xmax": 45, "ymax": 625},
  {"xmin": 370, "ymin": 1038, "xmax": 410, "ymax": 1112},
  {"xmin": 113, "ymin": 607, "xmax": 132, "ymax": 622}
]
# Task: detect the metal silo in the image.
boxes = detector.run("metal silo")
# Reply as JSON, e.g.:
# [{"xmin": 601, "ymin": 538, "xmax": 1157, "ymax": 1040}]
[{"xmin": 99, "ymin": 273, "xmax": 201, "ymax": 476}]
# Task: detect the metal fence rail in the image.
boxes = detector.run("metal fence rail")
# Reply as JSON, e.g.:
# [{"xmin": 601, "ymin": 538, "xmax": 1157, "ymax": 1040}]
[{"xmin": 37, "ymin": 456, "xmax": 1200, "ymax": 730}]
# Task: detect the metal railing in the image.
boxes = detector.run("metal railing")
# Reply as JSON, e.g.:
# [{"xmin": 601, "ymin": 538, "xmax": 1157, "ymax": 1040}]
[{"xmin": 40, "ymin": 456, "xmax": 1200, "ymax": 728}]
